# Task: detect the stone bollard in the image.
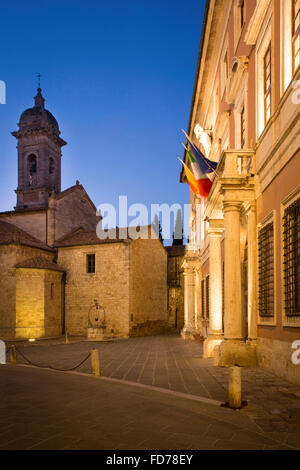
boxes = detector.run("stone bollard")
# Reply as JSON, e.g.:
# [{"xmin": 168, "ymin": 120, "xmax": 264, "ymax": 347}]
[
  {"xmin": 213, "ymin": 344, "xmax": 221, "ymax": 366},
  {"xmin": 10, "ymin": 345, "xmax": 17, "ymax": 365},
  {"xmin": 91, "ymin": 349, "xmax": 100, "ymax": 377},
  {"xmin": 65, "ymin": 331, "xmax": 69, "ymax": 344},
  {"xmin": 229, "ymin": 366, "xmax": 242, "ymax": 409}
]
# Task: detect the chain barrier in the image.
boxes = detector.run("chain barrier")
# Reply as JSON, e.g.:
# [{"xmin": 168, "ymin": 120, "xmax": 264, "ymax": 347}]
[{"xmin": 15, "ymin": 348, "xmax": 91, "ymax": 372}]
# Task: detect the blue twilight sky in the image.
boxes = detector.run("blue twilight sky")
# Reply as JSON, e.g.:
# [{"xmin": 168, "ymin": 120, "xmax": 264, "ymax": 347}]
[{"xmin": 0, "ymin": 0, "xmax": 205, "ymax": 243}]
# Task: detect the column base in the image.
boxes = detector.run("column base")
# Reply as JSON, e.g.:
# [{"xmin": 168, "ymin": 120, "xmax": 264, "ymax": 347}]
[
  {"xmin": 181, "ymin": 327, "xmax": 195, "ymax": 340},
  {"xmin": 203, "ymin": 335, "xmax": 223, "ymax": 358},
  {"xmin": 217, "ymin": 340, "xmax": 257, "ymax": 367}
]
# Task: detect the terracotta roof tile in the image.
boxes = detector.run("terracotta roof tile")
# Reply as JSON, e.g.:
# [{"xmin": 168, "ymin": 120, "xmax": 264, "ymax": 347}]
[
  {"xmin": 15, "ymin": 256, "xmax": 64, "ymax": 272},
  {"xmin": 54, "ymin": 225, "xmax": 158, "ymax": 247}
]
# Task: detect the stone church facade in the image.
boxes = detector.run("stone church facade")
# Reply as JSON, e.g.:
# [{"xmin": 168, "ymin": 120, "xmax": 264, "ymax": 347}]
[
  {"xmin": 180, "ymin": 0, "xmax": 300, "ymax": 385},
  {"xmin": 0, "ymin": 89, "xmax": 168, "ymax": 340}
]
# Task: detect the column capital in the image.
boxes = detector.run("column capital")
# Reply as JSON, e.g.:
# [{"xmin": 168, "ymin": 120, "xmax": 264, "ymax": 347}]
[{"xmin": 208, "ymin": 219, "xmax": 224, "ymax": 235}]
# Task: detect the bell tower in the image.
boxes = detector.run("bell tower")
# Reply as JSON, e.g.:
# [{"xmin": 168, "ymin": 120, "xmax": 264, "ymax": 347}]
[{"xmin": 12, "ymin": 87, "xmax": 67, "ymax": 210}]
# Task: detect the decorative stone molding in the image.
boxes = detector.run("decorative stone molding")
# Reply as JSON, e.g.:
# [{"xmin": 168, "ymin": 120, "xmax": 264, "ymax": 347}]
[
  {"xmin": 244, "ymin": 0, "xmax": 272, "ymax": 45},
  {"xmin": 226, "ymin": 56, "xmax": 249, "ymax": 104}
]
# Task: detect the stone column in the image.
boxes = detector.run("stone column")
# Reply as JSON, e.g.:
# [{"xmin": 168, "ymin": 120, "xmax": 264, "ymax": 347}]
[
  {"xmin": 223, "ymin": 201, "xmax": 243, "ymax": 340},
  {"xmin": 246, "ymin": 202, "xmax": 258, "ymax": 342},
  {"xmin": 219, "ymin": 200, "xmax": 257, "ymax": 366},
  {"xmin": 181, "ymin": 258, "xmax": 196, "ymax": 340},
  {"xmin": 203, "ymin": 220, "xmax": 224, "ymax": 358}
]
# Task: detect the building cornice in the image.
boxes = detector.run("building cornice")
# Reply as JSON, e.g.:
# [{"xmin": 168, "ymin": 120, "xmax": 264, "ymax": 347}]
[
  {"xmin": 12, "ymin": 128, "xmax": 67, "ymax": 147},
  {"xmin": 244, "ymin": 0, "xmax": 272, "ymax": 45}
]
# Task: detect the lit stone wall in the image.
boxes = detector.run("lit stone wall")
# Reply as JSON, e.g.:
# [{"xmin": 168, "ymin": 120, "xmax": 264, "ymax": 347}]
[
  {"xmin": 257, "ymin": 337, "xmax": 300, "ymax": 387},
  {"xmin": 44, "ymin": 270, "xmax": 63, "ymax": 337},
  {"xmin": 0, "ymin": 245, "xmax": 17, "ymax": 339},
  {"xmin": 129, "ymin": 239, "xmax": 168, "ymax": 336},
  {"xmin": 57, "ymin": 243, "xmax": 131, "ymax": 337},
  {"xmin": 0, "ymin": 244, "xmax": 55, "ymax": 339}
]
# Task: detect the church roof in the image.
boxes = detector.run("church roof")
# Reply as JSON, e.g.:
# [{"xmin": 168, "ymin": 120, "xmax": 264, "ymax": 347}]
[
  {"xmin": 54, "ymin": 182, "xmax": 98, "ymax": 212},
  {"xmin": 54, "ymin": 225, "xmax": 157, "ymax": 248},
  {"xmin": 0, "ymin": 220, "xmax": 54, "ymax": 252},
  {"xmin": 18, "ymin": 88, "xmax": 59, "ymax": 133},
  {"xmin": 12, "ymin": 88, "xmax": 67, "ymax": 147},
  {"xmin": 54, "ymin": 227, "xmax": 131, "ymax": 247},
  {"xmin": 15, "ymin": 256, "xmax": 64, "ymax": 272}
]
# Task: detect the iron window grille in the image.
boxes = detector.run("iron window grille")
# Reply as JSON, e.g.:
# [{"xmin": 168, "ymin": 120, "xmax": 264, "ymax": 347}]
[
  {"xmin": 87, "ymin": 254, "xmax": 95, "ymax": 274},
  {"xmin": 283, "ymin": 197, "xmax": 300, "ymax": 317},
  {"xmin": 258, "ymin": 222, "xmax": 274, "ymax": 317}
]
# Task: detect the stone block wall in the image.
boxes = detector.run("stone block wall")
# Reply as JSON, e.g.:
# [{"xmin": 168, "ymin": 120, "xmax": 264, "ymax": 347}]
[
  {"xmin": 57, "ymin": 242, "xmax": 131, "ymax": 337},
  {"xmin": 16, "ymin": 268, "xmax": 46, "ymax": 338},
  {"xmin": 129, "ymin": 238, "xmax": 168, "ymax": 336},
  {"xmin": 44, "ymin": 270, "xmax": 63, "ymax": 337},
  {"xmin": 168, "ymin": 285, "xmax": 184, "ymax": 331},
  {"xmin": 257, "ymin": 337, "xmax": 300, "ymax": 387},
  {"xmin": 0, "ymin": 246, "xmax": 17, "ymax": 339},
  {"xmin": 15, "ymin": 267, "xmax": 63, "ymax": 339},
  {"xmin": 0, "ymin": 244, "xmax": 55, "ymax": 339}
]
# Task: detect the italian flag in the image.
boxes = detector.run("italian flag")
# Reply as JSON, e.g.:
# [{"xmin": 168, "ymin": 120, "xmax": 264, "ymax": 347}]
[{"xmin": 179, "ymin": 149, "xmax": 213, "ymax": 198}]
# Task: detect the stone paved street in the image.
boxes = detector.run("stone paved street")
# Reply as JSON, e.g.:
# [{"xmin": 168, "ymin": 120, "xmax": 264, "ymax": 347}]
[{"xmin": 2, "ymin": 334, "xmax": 300, "ymax": 449}]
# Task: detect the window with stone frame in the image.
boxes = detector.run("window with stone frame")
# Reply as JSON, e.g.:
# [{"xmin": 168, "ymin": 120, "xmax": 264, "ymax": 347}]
[
  {"xmin": 258, "ymin": 222, "xmax": 275, "ymax": 317},
  {"xmin": 263, "ymin": 43, "xmax": 272, "ymax": 125},
  {"xmin": 205, "ymin": 275, "xmax": 210, "ymax": 318},
  {"xmin": 86, "ymin": 254, "xmax": 95, "ymax": 274},
  {"xmin": 292, "ymin": 0, "xmax": 300, "ymax": 73},
  {"xmin": 283, "ymin": 197, "xmax": 300, "ymax": 317}
]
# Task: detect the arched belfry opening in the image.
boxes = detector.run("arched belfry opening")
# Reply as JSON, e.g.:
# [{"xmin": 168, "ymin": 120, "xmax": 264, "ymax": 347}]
[
  {"xmin": 28, "ymin": 154, "xmax": 37, "ymax": 186},
  {"xmin": 11, "ymin": 87, "xmax": 67, "ymax": 209},
  {"xmin": 49, "ymin": 157, "xmax": 56, "ymax": 189}
]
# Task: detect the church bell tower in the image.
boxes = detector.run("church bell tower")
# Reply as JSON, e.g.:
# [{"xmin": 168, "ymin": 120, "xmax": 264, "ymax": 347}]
[{"xmin": 12, "ymin": 87, "xmax": 67, "ymax": 210}]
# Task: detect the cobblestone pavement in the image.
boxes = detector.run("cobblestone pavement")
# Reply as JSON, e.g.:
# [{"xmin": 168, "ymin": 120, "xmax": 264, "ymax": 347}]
[{"xmin": 3, "ymin": 334, "xmax": 300, "ymax": 449}]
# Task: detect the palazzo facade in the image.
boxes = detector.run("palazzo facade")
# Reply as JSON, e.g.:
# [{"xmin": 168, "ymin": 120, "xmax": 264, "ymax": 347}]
[{"xmin": 180, "ymin": 0, "xmax": 300, "ymax": 385}]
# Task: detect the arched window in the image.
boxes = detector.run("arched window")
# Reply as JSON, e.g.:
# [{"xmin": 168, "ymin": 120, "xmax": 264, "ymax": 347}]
[{"xmin": 28, "ymin": 154, "xmax": 37, "ymax": 185}]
